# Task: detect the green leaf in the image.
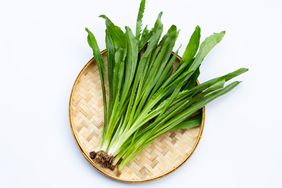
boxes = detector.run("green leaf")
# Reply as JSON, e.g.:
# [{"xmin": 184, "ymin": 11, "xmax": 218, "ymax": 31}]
[
  {"xmin": 136, "ymin": 0, "xmax": 146, "ymax": 39},
  {"xmin": 85, "ymin": 28, "xmax": 108, "ymax": 148},
  {"xmin": 100, "ymin": 15, "xmax": 126, "ymax": 49},
  {"xmin": 161, "ymin": 26, "xmax": 201, "ymax": 89},
  {"xmin": 182, "ymin": 68, "xmax": 200, "ymax": 90},
  {"xmin": 121, "ymin": 27, "xmax": 139, "ymax": 101},
  {"xmin": 170, "ymin": 115, "xmax": 202, "ymax": 131},
  {"xmin": 182, "ymin": 25, "xmax": 201, "ymax": 63},
  {"xmin": 189, "ymin": 31, "xmax": 225, "ymax": 71},
  {"xmin": 105, "ymin": 29, "xmax": 115, "ymax": 119},
  {"xmin": 138, "ymin": 25, "xmax": 151, "ymax": 50}
]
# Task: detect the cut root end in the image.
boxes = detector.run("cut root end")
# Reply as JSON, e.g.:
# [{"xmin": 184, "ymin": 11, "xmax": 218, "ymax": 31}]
[{"xmin": 89, "ymin": 151, "xmax": 116, "ymax": 170}]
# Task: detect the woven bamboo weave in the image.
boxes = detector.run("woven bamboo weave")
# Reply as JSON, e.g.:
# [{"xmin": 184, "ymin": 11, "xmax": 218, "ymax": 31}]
[{"xmin": 69, "ymin": 51, "xmax": 205, "ymax": 182}]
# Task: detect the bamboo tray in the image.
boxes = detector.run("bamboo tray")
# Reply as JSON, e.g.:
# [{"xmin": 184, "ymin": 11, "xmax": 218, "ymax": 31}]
[{"xmin": 69, "ymin": 50, "xmax": 205, "ymax": 182}]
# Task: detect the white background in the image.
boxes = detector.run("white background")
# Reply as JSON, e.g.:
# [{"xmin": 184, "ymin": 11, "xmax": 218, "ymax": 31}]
[{"xmin": 0, "ymin": 0, "xmax": 281, "ymax": 187}]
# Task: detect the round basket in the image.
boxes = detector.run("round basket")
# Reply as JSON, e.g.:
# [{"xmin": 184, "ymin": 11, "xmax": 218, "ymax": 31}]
[{"xmin": 69, "ymin": 50, "xmax": 205, "ymax": 182}]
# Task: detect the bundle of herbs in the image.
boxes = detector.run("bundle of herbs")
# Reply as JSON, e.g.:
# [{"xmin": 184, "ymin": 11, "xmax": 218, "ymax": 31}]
[{"xmin": 85, "ymin": 0, "xmax": 247, "ymax": 172}]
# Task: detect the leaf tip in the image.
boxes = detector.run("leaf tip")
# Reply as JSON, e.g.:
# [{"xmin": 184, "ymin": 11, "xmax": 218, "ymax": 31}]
[
  {"xmin": 158, "ymin": 11, "xmax": 163, "ymax": 18},
  {"xmin": 234, "ymin": 81, "xmax": 242, "ymax": 86},
  {"xmin": 219, "ymin": 31, "xmax": 226, "ymax": 38},
  {"xmin": 195, "ymin": 25, "xmax": 201, "ymax": 32},
  {"xmin": 243, "ymin": 67, "xmax": 249, "ymax": 72},
  {"xmin": 99, "ymin": 14, "xmax": 106, "ymax": 19},
  {"xmin": 239, "ymin": 67, "xmax": 249, "ymax": 73}
]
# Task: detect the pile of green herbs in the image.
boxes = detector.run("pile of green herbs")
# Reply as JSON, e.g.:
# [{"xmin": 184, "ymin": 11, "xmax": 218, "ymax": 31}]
[{"xmin": 86, "ymin": 0, "xmax": 247, "ymax": 171}]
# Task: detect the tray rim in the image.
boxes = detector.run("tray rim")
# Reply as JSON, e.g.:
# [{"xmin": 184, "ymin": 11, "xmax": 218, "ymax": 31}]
[{"xmin": 69, "ymin": 49, "xmax": 206, "ymax": 183}]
